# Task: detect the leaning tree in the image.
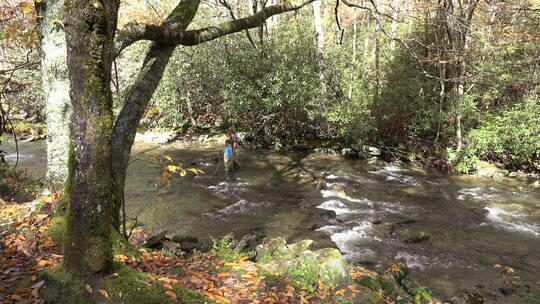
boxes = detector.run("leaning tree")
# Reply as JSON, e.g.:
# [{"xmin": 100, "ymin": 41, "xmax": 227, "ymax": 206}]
[{"xmin": 56, "ymin": 0, "xmax": 316, "ymax": 284}]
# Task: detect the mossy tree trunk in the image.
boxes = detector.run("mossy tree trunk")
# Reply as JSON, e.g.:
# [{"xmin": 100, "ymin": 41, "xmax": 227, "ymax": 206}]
[{"xmin": 62, "ymin": 0, "xmax": 120, "ymax": 276}]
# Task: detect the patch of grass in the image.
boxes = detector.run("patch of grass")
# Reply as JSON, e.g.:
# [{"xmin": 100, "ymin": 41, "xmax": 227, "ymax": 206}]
[
  {"xmin": 45, "ymin": 216, "xmax": 65, "ymax": 244},
  {"xmin": 40, "ymin": 264, "xmax": 91, "ymax": 304},
  {"xmin": 101, "ymin": 262, "xmax": 212, "ymax": 304},
  {"xmin": 41, "ymin": 262, "xmax": 213, "ymax": 304},
  {"xmin": 210, "ymin": 234, "xmax": 255, "ymax": 262},
  {"xmin": 112, "ymin": 231, "xmax": 140, "ymax": 259}
]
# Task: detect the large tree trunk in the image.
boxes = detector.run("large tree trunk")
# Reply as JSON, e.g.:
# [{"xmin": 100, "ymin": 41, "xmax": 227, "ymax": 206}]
[
  {"xmin": 36, "ymin": 0, "xmax": 71, "ymax": 189},
  {"xmin": 62, "ymin": 0, "xmax": 120, "ymax": 276}
]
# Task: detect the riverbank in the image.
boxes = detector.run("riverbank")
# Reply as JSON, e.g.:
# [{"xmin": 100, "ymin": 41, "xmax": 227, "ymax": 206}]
[{"xmin": 134, "ymin": 130, "xmax": 540, "ymax": 183}]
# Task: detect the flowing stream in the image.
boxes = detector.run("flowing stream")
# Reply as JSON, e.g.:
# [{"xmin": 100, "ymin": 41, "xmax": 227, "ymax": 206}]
[{"xmin": 3, "ymin": 138, "xmax": 540, "ymax": 302}]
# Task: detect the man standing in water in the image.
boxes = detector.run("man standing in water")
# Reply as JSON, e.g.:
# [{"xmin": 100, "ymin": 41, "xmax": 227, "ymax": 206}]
[{"xmin": 227, "ymin": 130, "xmax": 240, "ymax": 169}]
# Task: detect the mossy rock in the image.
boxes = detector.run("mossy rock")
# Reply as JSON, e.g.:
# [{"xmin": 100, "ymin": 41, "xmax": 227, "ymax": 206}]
[
  {"xmin": 312, "ymin": 248, "xmax": 351, "ymax": 284},
  {"xmin": 40, "ymin": 262, "xmax": 212, "ymax": 304}
]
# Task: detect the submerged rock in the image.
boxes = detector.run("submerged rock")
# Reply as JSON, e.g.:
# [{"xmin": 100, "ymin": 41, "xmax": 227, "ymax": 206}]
[
  {"xmin": 396, "ymin": 229, "xmax": 431, "ymax": 244},
  {"xmin": 448, "ymin": 292, "xmax": 484, "ymax": 304}
]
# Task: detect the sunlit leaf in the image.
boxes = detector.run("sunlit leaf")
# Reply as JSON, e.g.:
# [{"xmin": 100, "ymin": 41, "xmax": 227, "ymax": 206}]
[
  {"xmin": 166, "ymin": 165, "xmax": 179, "ymax": 172},
  {"xmin": 99, "ymin": 289, "xmax": 109, "ymax": 298},
  {"xmin": 165, "ymin": 290, "xmax": 177, "ymax": 299}
]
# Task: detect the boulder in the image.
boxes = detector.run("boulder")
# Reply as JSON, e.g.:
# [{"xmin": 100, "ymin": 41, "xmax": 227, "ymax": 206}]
[
  {"xmin": 508, "ymin": 172, "xmax": 519, "ymax": 178},
  {"xmin": 143, "ymin": 230, "xmax": 168, "ymax": 249},
  {"xmin": 234, "ymin": 234, "xmax": 262, "ymax": 253},
  {"xmin": 341, "ymin": 148, "xmax": 359, "ymax": 159},
  {"xmin": 474, "ymin": 161, "xmax": 508, "ymax": 179},
  {"xmin": 171, "ymin": 235, "xmax": 207, "ymax": 253},
  {"xmin": 256, "ymin": 239, "xmax": 351, "ymax": 285},
  {"xmin": 171, "ymin": 235, "xmax": 198, "ymax": 244},
  {"xmin": 312, "ymin": 248, "xmax": 351, "ymax": 283},
  {"xmin": 162, "ymin": 241, "xmax": 182, "ymax": 252}
]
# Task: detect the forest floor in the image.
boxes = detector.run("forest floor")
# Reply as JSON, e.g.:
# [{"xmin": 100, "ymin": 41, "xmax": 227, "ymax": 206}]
[{"xmin": 0, "ymin": 193, "xmax": 378, "ymax": 304}]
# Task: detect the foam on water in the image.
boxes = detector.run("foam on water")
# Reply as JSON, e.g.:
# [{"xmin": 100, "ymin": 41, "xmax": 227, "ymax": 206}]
[
  {"xmin": 317, "ymin": 200, "xmax": 361, "ymax": 215},
  {"xmin": 394, "ymin": 252, "xmax": 459, "ymax": 270},
  {"xmin": 369, "ymin": 166, "xmax": 422, "ymax": 186},
  {"xmin": 483, "ymin": 206, "xmax": 540, "ymax": 236},
  {"xmin": 320, "ymin": 189, "xmax": 374, "ymax": 206},
  {"xmin": 457, "ymin": 187, "xmax": 500, "ymax": 201},
  {"xmin": 318, "ymin": 221, "xmax": 382, "ymax": 255},
  {"xmin": 218, "ymin": 199, "xmax": 264, "ymax": 214},
  {"xmin": 394, "ymin": 252, "xmax": 430, "ymax": 270},
  {"xmin": 208, "ymin": 180, "xmax": 250, "ymax": 194},
  {"xmin": 325, "ymin": 173, "xmax": 376, "ymax": 184}
]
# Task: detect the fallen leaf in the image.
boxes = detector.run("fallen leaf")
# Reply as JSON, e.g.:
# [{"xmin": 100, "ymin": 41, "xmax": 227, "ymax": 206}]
[
  {"xmin": 163, "ymin": 283, "xmax": 174, "ymax": 290},
  {"xmin": 85, "ymin": 284, "xmax": 93, "ymax": 293},
  {"xmin": 30, "ymin": 280, "xmax": 45, "ymax": 290},
  {"xmin": 335, "ymin": 289, "xmax": 347, "ymax": 296},
  {"xmin": 99, "ymin": 289, "xmax": 109, "ymax": 298},
  {"xmin": 11, "ymin": 294, "xmax": 22, "ymax": 301},
  {"xmin": 165, "ymin": 290, "xmax": 177, "ymax": 299}
]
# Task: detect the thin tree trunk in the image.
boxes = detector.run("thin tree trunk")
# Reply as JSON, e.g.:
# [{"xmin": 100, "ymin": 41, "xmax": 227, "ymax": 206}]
[
  {"xmin": 374, "ymin": 21, "xmax": 381, "ymax": 101},
  {"xmin": 348, "ymin": 19, "xmax": 357, "ymax": 99},
  {"xmin": 390, "ymin": 0, "xmax": 399, "ymax": 51},
  {"xmin": 435, "ymin": 64, "xmax": 446, "ymax": 147},
  {"xmin": 312, "ymin": 1, "xmax": 326, "ymax": 94},
  {"xmin": 36, "ymin": 0, "xmax": 71, "ymax": 189},
  {"xmin": 111, "ymin": 0, "xmax": 201, "ymax": 230}
]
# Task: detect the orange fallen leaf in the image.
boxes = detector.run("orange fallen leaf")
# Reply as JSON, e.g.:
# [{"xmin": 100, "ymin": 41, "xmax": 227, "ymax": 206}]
[
  {"xmin": 165, "ymin": 290, "xmax": 177, "ymax": 299},
  {"xmin": 99, "ymin": 289, "xmax": 109, "ymax": 298},
  {"xmin": 15, "ymin": 287, "xmax": 32, "ymax": 293},
  {"xmin": 163, "ymin": 283, "xmax": 174, "ymax": 290},
  {"xmin": 335, "ymin": 289, "xmax": 347, "ymax": 296},
  {"xmin": 213, "ymin": 294, "xmax": 231, "ymax": 303}
]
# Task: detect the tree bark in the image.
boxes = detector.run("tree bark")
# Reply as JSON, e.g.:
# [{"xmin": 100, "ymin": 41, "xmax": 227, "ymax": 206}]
[
  {"xmin": 62, "ymin": 0, "xmax": 120, "ymax": 276},
  {"xmin": 36, "ymin": 0, "xmax": 71, "ymax": 189}
]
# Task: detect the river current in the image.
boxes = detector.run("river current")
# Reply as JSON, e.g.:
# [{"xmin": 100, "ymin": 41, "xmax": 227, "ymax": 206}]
[{"xmin": 3, "ymin": 138, "xmax": 540, "ymax": 302}]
